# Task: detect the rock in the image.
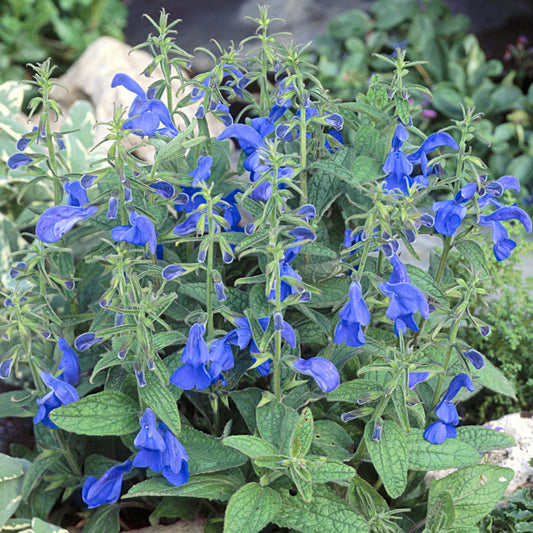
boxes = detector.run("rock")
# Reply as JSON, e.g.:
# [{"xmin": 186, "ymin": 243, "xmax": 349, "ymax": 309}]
[
  {"xmin": 46, "ymin": 36, "xmax": 224, "ymax": 158},
  {"xmin": 426, "ymin": 412, "xmax": 533, "ymax": 497}
]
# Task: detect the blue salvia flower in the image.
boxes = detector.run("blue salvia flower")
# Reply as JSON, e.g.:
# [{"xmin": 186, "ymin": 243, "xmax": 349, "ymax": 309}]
[
  {"xmin": 0, "ymin": 358, "xmax": 13, "ymax": 379},
  {"xmin": 57, "ymin": 337, "xmax": 81, "ymax": 386},
  {"xmin": 477, "ymin": 205, "xmax": 532, "ymax": 261},
  {"xmin": 111, "ymin": 211, "xmax": 157, "ymax": 255},
  {"xmin": 36, "ymin": 180, "xmax": 98, "ymax": 243},
  {"xmin": 208, "ymin": 339, "xmax": 235, "ymax": 385},
  {"xmin": 7, "ymin": 153, "xmax": 34, "ymax": 169},
  {"xmin": 169, "ymin": 323, "xmax": 212, "ymax": 390},
  {"xmin": 424, "ymin": 373, "xmax": 475, "ymax": 444},
  {"xmin": 463, "ymin": 349, "xmax": 485, "ymax": 369},
  {"xmin": 75, "ymin": 332, "xmax": 103, "ymax": 351},
  {"xmin": 82, "ymin": 460, "xmax": 133, "ymax": 508},
  {"xmin": 432, "ymin": 182, "xmax": 477, "ymax": 236},
  {"xmin": 111, "ymin": 73, "xmax": 178, "ymax": 138},
  {"xmin": 383, "ymin": 124, "xmax": 457, "ymax": 195},
  {"xmin": 408, "ymin": 372, "xmax": 430, "ymax": 389},
  {"xmin": 159, "ymin": 422, "xmax": 189, "ymax": 486},
  {"xmin": 225, "ymin": 317, "xmax": 296, "ymax": 375},
  {"xmin": 149, "ymin": 181, "xmax": 175, "ymax": 199},
  {"xmin": 132, "ymin": 408, "xmax": 166, "ymax": 472},
  {"xmin": 9, "ymin": 262, "xmax": 26, "ymax": 279},
  {"xmin": 333, "ymin": 281, "xmax": 370, "ymax": 347},
  {"xmin": 162, "ymin": 264, "xmax": 186, "ymax": 281},
  {"xmin": 106, "ymin": 196, "xmax": 118, "ymax": 219},
  {"xmin": 378, "ymin": 254, "xmax": 429, "ymax": 336},
  {"xmin": 291, "ymin": 357, "xmax": 340, "ymax": 392},
  {"xmin": 34, "ymin": 372, "xmax": 79, "ymax": 428}
]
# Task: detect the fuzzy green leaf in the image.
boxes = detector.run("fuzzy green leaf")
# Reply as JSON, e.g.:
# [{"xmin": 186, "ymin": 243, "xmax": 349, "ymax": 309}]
[
  {"xmin": 427, "ymin": 464, "xmax": 514, "ymax": 526},
  {"xmin": 365, "ymin": 420, "xmax": 408, "ymax": 498},
  {"xmin": 405, "ymin": 429, "xmax": 481, "ymax": 470},
  {"xmin": 455, "ymin": 426, "xmax": 515, "ymax": 452},
  {"xmin": 223, "ymin": 435, "xmax": 279, "ymax": 459},
  {"xmin": 224, "ymin": 483, "xmax": 281, "ymax": 533},
  {"xmin": 49, "ymin": 391, "xmax": 139, "ymax": 435}
]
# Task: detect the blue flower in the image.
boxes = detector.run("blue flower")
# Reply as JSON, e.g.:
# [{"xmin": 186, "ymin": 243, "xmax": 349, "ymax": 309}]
[
  {"xmin": 169, "ymin": 323, "xmax": 212, "ymax": 390},
  {"xmin": 82, "ymin": 460, "xmax": 132, "ymax": 508},
  {"xmin": 334, "ymin": 281, "xmax": 370, "ymax": 347},
  {"xmin": 162, "ymin": 264, "xmax": 186, "ymax": 281},
  {"xmin": 34, "ymin": 372, "xmax": 79, "ymax": 428},
  {"xmin": 432, "ymin": 183, "xmax": 477, "ymax": 235},
  {"xmin": 208, "ymin": 338, "xmax": 235, "ymax": 385},
  {"xmin": 159, "ymin": 422, "xmax": 189, "ymax": 486},
  {"xmin": 36, "ymin": 181, "xmax": 98, "ymax": 243},
  {"xmin": 477, "ymin": 205, "xmax": 532, "ymax": 261},
  {"xmin": 7, "ymin": 153, "xmax": 34, "ymax": 169},
  {"xmin": 0, "ymin": 358, "xmax": 13, "ymax": 379},
  {"xmin": 408, "ymin": 372, "xmax": 430, "ymax": 389},
  {"xmin": 9, "ymin": 262, "xmax": 26, "ymax": 279},
  {"xmin": 149, "ymin": 181, "xmax": 175, "ymax": 199},
  {"xmin": 378, "ymin": 254, "xmax": 429, "ymax": 336},
  {"xmin": 424, "ymin": 373, "xmax": 475, "ymax": 444},
  {"xmin": 57, "ymin": 337, "xmax": 80, "ymax": 386},
  {"xmin": 383, "ymin": 125, "xmax": 458, "ymax": 195},
  {"xmin": 111, "ymin": 73, "xmax": 178, "ymax": 138},
  {"xmin": 132, "ymin": 408, "xmax": 166, "ymax": 472},
  {"xmin": 463, "ymin": 349, "xmax": 485, "ymax": 369},
  {"xmin": 111, "ymin": 211, "xmax": 157, "ymax": 254},
  {"xmin": 225, "ymin": 317, "xmax": 296, "ymax": 375},
  {"xmin": 291, "ymin": 357, "xmax": 340, "ymax": 392},
  {"xmin": 75, "ymin": 332, "xmax": 103, "ymax": 351}
]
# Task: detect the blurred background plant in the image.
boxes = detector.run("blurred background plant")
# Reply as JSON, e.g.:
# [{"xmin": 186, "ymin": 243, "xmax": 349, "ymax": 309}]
[
  {"xmin": 0, "ymin": 0, "xmax": 127, "ymax": 82},
  {"xmin": 306, "ymin": 0, "xmax": 533, "ymax": 206}
]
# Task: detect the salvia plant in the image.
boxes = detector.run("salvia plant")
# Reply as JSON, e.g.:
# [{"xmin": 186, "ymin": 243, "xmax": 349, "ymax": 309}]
[{"xmin": 0, "ymin": 7, "xmax": 530, "ymax": 533}]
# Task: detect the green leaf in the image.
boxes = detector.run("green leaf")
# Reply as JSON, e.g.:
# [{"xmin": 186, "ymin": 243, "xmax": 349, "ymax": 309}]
[
  {"xmin": 178, "ymin": 426, "xmax": 247, "ymax": 475},
  {"xmin": 427, "ymin": 464, "xmax": 513, "ymax": 527},
  {"xmin": 0, "ymin": 453, "xmax": 30, "ymax": 530},
  {"xmin": 308, "ymin": 159, "xmax": 358, "ymax": 186},
  {"xmin": 21, "ymin": 450, "xmax": 61, "ymax": 503},
  {"xmin": 290, "ymin": 407, "xmax": 314, "ymax": 458},
  {"xmin": 308, "ymin": 148, "xmax": 353, "ymax": 220},
  {"xmin": 223, "ymin": 435, "xmax": 279, "ymax": 459},
  {"xmin": 290, "ymin": 464, "xmax": 313, "ymax": 503},
  {"xmin": 455, "ymin": 426, "xmax": 515, "ymax": 453},
  {"xmin": 126, "ymin": 472, "xmax": 243, "ymax": 502},
  {"xmin": 230, "ymin": 388, "xmax": 262, "ymax": 433},
  {"xmin": 82, "ymin": 505, "xmax": 120, "ymax": 533},
  {"xmin": 272, "ymin": 485, "xmax": 367, "ymax": 533},
  {"xmin": 455, "ymin": 240, "xmax": 490, "ymax": 280},
  {"xmin": 347, "ymin": 475, "xmax": 388, "ymax": 514},
  {"xmin": 224, "ymin": 483, "xmax": 281, "ymax": 533},
  {"xmin": 312, "ymin": 420, "xmax": 355, "ymax": 461},
  {"xmin": 353, "ymin": 126, "xmax": 380, "ymax": 157},
  {"xmin": 306, "ymin": 456, "xmax": 355, "ymax": 483},
  {"xmin": 307, "ymin": 277, "xmax": 351, "ymax": 309},
  {"xmin": 256, "ymin": 399, "xmax": 300, "ymax": 455},
  {"xmin": 406, "ymin": 264, "xmax": 449, "ymax": 306},
  {"xmin": 26, "ymin": 517, "xmax": 69, "ymax": 533},
  {"xmin": 405, "ymin": 429, "xmax": 481, "ymax": 470},
  {"xmin": 426, "ymin": 490, "xmax": 455, "ymax": 532},
  {"xmin": 49, "ymin": 391, "xmax": 139, "ymax": 436},
  {"xmin": 350, "ymin": 155, "xmax": 383, "ymax": 185},
  {"xmin": 475, "ymin": 357, "xmax": 517, "ymax": 400},
  {"xmin": 395, "ymin": 97, "xmax": 410, "ymax": 126},
  {"xmin": 364, "ymin": 420, "xmax": 408, "ymax": 498},
  {"xmin": 139, "ymin": 371, "xmax": 180, "ymax": 436},
  {"xmin": 327, "ymin": 378, "xmax": 384, "ymax": 403}
]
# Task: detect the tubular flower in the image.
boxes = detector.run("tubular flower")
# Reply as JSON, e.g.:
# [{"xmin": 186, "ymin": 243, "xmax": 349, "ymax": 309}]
[
  {"xmin": 34, "ymin": 372, "xmax": 79, "ymax": 428},
  {"xmin": 132, "ymin": 408, "xmax": 166, "ymax": 472},
  {"xmin": 432, "ymin": 183, "xmax": 477, "ymax": 236},
  {"xmin": 424, "ymin": 373, "xmax": 475, "ymax": 444},
  {"xmin": 334, "ymin": 281, "xmax": 371, "ymax": 347},
  {"xmin": 57, "ymin": 337, "xmax": 81, "ymax": 387},
  {"xmin": 111, "ymin": 211, "xmax": 157, "ymax": 255},
  {"xmin": 36, "ymin": 180, "xmax": 98, "ymax": 243},
  {"xmin": 169, "ymin": 323, "xmax": 212, "ymax": 390},
  {"xmin": 291, "ymin": 357, "xmax": 340, "ymax": 392},
  {"xmin": 378, "ymin": 254, "xmax": 429, "ymax": 336},
  {"xmin": 111, "ymin": 73, "xmax": 178, "ymax": 138},
  {"xmin": 82, "ymin": 460, "xmax": 132, "ymax": 508},
  {"xmin": 159, "ymin": 422, "xmax": 189, "ymax": 486}
]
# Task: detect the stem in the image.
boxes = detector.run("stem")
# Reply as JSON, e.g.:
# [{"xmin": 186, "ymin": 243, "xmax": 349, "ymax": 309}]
[
  {"xmin": 273, "ymin": 264, "xmax": 283, "ymax": 402},
  {"xmin": 206, "ymin": 197, "xmax": 216, "ymax": 341},
  {"xmin": 431, "ymin": 318, "xmax": 461, "ymax": 406},
  {"xmin": 298, "ymin": 104, "xmax": 308, "ymax": 205},
  {"xmin": 55, "ymin": 430, "xmax": 82, "ymax": 476}
]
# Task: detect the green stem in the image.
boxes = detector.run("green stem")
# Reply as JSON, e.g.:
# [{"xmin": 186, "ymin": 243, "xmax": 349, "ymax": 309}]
[
  {"xmin": 273, "ymin": 265, "xmax": 283, "ymax": 402},
  {"xmin": 55, "ymin": 430, "xmax": 82, "ymax": 476},
  {"xmin": 299, "ymin": 104, "xmax": 308, "ymax": 205},
  {"xmin": 431, "ymin": 318, "xmax": 461, "ymax": 406},
  {"xmin": 206, "ymin": 196, "xmax": 216, "ymax": 342}
]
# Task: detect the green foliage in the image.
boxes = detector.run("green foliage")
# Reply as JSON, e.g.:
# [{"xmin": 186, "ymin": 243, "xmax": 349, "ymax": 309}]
[
  {"xmin": 307, "ymin": 0, "xmax": 533, "ymax": 202},
  {"xmin": 0, "ymin": 0, "xmax": 128, "ymax": 83}
]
